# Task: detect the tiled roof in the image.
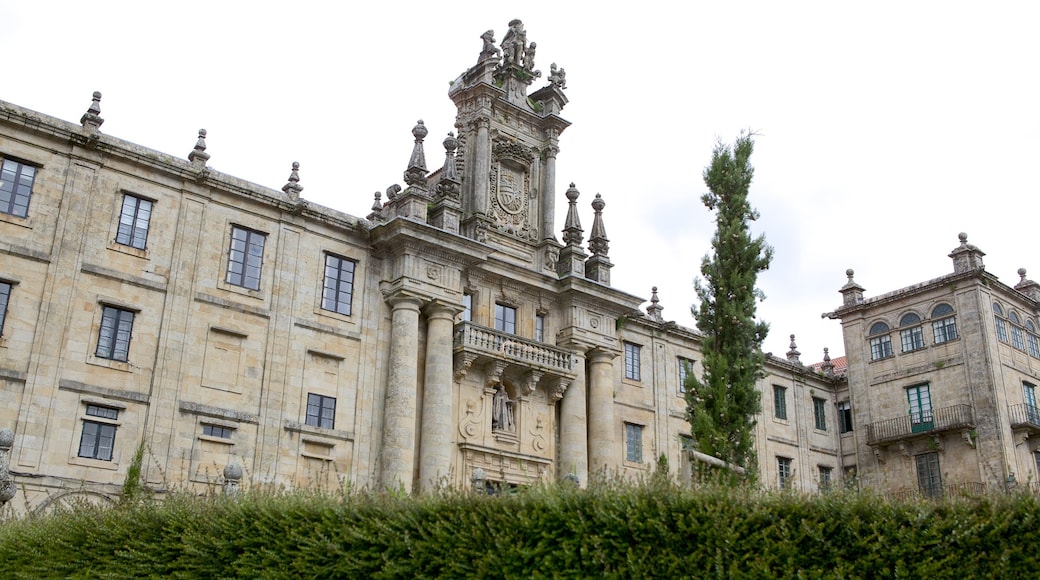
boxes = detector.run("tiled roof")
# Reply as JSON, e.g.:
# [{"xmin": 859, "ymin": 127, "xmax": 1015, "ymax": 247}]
[{"xmin": 809, "ymin": 355, "xmax": 847, "ymax": 377}]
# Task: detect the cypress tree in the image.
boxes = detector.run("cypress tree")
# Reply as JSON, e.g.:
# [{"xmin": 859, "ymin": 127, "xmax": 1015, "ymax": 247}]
[{"xmin": 684, "ymin": 133, "xmax": 773, "ymax": 481}]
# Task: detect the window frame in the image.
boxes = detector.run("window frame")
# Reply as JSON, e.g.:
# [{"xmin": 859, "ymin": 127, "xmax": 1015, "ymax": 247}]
[
  {"xmin": 623, "ymin": 342, "xmax": 642, "ymax": 381},
  {"xmin": 535, "ymin": 313, "xmax": 545, "ymax": 342},
  {"xmin": 225, "ymin": 225, "xmax": 267, "ymax": 291},
  {"xmin": 114, "ymin": 193, "xmax": 154, "ymax": 250},
  {"xmin": 0, "ymin": 280, "xmax": 10, "ymax": 337},
  {"xmin": 624, "ymin": 422, "xmax": 643, "ymax": 463},
  {"xmin": 777, "ymin": 456, "xmax": 792, "ymax": 490},
  {"xmin": 868, "ymin": 322, "xmax": 893, "ymax": 361},
  {"xmin": 837, "ymin": 401, "xmax": 853, "ymax": 434},
  {"xmin": 461, "ymin": 293, "xmax": 473, "ymax": 322},
  {"xmin": 305, "ymin": 393, "xmax": 337, "ymax": 430},
  {"xmin": 96, "ymin": 305, "xmax": 135, "ymax": 362},
  {"xmin": 0, "ymin": 157, "xmax": 36, "ymax": 218},
  {"xmin": 202, "ymin": 424, "xmax": 233, "ymax": 439},
  {"xmin": 494, "ymin": 303, "xmax": 517, "ymax": 335},
  {"xmin": 320, "ymin": 253, "xmax": 356, "ymax": 316},
  {"xmin": 819, "ymin": 465, "xmax": 833, "ymax": 491},
  {"xmin": 78, "ymin": 404, "xmax": 120, "ymax": 462},
  {"xmin": 678, "ymin": 357, "xmax": 694, "ymax": 394},
  {"xmin": 812, "ymin": 396, "xmax": 827, "ymax": 431},
  {"xmin": 773, "ymin": 385, "xmax": 788, "ymax": 420}
]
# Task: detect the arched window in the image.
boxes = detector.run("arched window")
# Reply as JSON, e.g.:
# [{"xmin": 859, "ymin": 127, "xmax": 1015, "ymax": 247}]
[
  {"xmin": 993, "ymin": 303, "xmax": 1004, "ymax": 316},
  {"xmin": 899, "ymin": 313, "xmax": 925, "ymax": 352},
  {"xmin": 900, "ymin": 313, "xmax": 921, "ymax": 326},
  {"xmin": 868, "ymin": 322, "xmax": 893, "ymax": 361},
  {"xmin": 1010, "ymin": 311, "xmax": 1027, "ymax": 350},
  {"xmin": 994, "ymin": 303, "xmax": 1009, "ymax": 343},
  {"xmin": 1011, "ymin": 311, "xmax": 1022, "ymax": 325},
  {"xmin": 932, "ymin": 304, "xmax": 958, "ymax": 345}
]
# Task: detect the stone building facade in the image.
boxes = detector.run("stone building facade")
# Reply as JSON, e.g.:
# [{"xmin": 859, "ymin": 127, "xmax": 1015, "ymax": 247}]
[{"xmin": 0, "ymin": 21, "xmax": 848, "ymax": 514}]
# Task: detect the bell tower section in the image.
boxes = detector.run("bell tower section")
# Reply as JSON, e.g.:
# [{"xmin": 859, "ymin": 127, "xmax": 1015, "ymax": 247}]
[{"xmin": 448, "ymin": 19, "xmax": 570, "ymax": 273}]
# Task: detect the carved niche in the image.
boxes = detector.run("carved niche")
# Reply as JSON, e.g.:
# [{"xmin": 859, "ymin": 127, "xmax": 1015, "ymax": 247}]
[{"xmin": 489, "ymin": 140, "xmax": 536, "ymax": 240}]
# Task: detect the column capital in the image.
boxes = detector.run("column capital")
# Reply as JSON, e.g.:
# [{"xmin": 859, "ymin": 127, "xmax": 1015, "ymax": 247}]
[
  {"xmin": 423, "ymin": 299, "xmax": 463, "ymax": 320},
  {"xmin": 384, "ymin": 290, "xmax": 426, "ymax": 311},
  {"xmin": 587, "ymin": 346, "xmax": 619, "ymax": 363}
]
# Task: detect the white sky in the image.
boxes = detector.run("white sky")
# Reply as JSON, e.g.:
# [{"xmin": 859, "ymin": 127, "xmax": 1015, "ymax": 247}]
[{"xmin": 4, "ymin": 1, "xmax": 1039, "ymax": 361}]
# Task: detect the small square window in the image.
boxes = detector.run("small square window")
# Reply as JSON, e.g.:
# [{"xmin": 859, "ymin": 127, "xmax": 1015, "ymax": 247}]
[
  {"xmin": 202, "ymin": 424, "xmax": 233, "ymax": 439},
  {"xmin": 96, "ymin": 306, "xmax": 135, "ymax": 362},
  {"xmin": 624, "ymin": 343, "xmax": 641, "ymax": 381},
  {"xmin": 115, "ymin": 194, "xmax": 153, "ymax": 250},
  {"xmin": 0, "ymin": 158, "xmax": 36, "ymax": 218},
  {"xmin": 625, "ymin": 423, "xmax": 643, "ymax": 463},
  {"xmin": 306, "ymin": 393, "xmax": 336, "ymax": 429},
  {"xmin": 321, "ymin": 253, "xmax": 356, "ymax": 316},
  {"xmin": 226, "ymin": 226, "xmax": 267, "ymax": 290},
  {"xmin": 494, "ymin": 303, "xmax": 516, "ymax": 334}
]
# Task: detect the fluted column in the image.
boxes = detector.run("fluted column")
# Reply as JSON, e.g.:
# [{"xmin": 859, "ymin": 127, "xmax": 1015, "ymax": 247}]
[
  {"xmin": 558, "ymin": 349, "xmax": 587, "ymax": 485},
  {"xmin": 419, "ymin": 302, "xmax": 458, "ymax": 491},
  {"xmin": 587, "ymin": 348, "xmax": 617, "ymax": 475},
  {"xmin": 381, "ymin": 295, "xmax": 423, "ymax": 492}
]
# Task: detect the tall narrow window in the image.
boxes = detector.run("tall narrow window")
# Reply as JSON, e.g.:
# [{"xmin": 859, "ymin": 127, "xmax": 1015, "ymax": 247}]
[
  {"xmin": 494, "ymin": 303, "xmax": 516, "ymax": 334},
  {"xmin": 321, "ymin": 254, "xmax": 355, "ymax": 316},
  {"xmin": 96, "ymin": 306, "xmax": 134, "ymax": 362},
  {"xmin": 819, "ymin": 466, "xmax": 833, "ymax": 491},
  {"xmin": 907, "ymin": 384, "xmax": 933, "ymax": 432},
  {"xmin": 812, "ymin": 397, "xmax": 827, "ymax": 431},
  {"xmin": 623, "ymin": 342, "xmax": 641, "ymax": 381},
  {"xmin": 1025, "ymin": 382, "xmax": 1038, "ymax": 423},
  {"xmin": 0, "ymin": 158, "xmax": 36, "ymax": 218},
  {"xmin": 461, "ymin": 293, "xmax": 473, "ymax": 322},
  {"xmin": 1027, "ymin": 321, "xmax": 1040, "ymax": 358},
  {"xmin": 115, "ymin": 194, "xmax": 153, "ymax": 250},
  {"xmin": 625, "ymin": 423, "xmax": 643, "ymax": 463},
  {"xmin": 931, "ymin": 304, "xmax": 957, "ymax": 344},
  {"xmin": 916, "ymin": 452, "xmax": 942, "ymax": 498},
  {"xmin": 868, "ymin": 322, "xmax": 893, "ymax": 360},
  {"xmin": 773, "ymin": 385, "xmax": 788, "ymax": 420},
  {"xmin": 0, "ymin": 281, "xmax": 10, "ymax": 337},
  {"xmin": 777, "ymin": 456, "xmax": 792, "ymax": 489},
  {"xmin": 535, "ymin": 314, "xmax": 545, "ymax": 342},
  {"xmin": 78, "ymin": 405, "xmax": 118, "ymax": 461},
  {"xmin": 678, "ymin": 357, "xmax": 694, "ymax": 394},
  {"xmin": 899, "ymin": 313, "xmax": 925, "ymax": 352},
  {"xmin": 994, "ymin": 303, "xmax": 1009, "ymax": 344},
  {"xmin": 837, "ymin": 401, "xmax": 853, "ymax": 433},
  {"xmin": 305, "ymin": 393, "xmax": 337, "ymax": 429},
  {"xmin": 226, "ymin": 226, "xmax": 266, "ymax": 290}
]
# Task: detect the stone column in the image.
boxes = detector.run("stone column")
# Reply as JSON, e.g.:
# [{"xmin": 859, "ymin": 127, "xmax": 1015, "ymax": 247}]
[
  {"xmin": 472, "ymin": 118, "xmax": 491, "ymax": 216},
  {"xmin": 558, "ymin": 349, "xmax": 588, "ymax": 486},
  {"xmin": 541, "ymin": 145, "xmax": 559, "ymax": 241},
  {"xmin": 586, "ymin": 348, "xmax": 617, "ymax": 476},
  {"xmin": 380, "ymin": 295, "xmax": 423, "ymax": 492},
  {"xmin": 419, "ymin": 302, "xmax": 457, "ymax": 491}
]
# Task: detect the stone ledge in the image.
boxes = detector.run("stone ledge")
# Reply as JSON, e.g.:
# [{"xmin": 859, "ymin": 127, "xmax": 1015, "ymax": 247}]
[
  {"xmin": 58, "ymin": 379, "xmax": 149, "ymax": 404},
  {"xmin": 178, "ymin": 400, "xmax": 257, "ymax": 424}
]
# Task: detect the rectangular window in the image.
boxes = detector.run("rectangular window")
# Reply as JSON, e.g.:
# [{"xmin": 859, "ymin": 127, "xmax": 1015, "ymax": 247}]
[
  {"xmin": 202, "ymin": 424, "xmax": 233, "ymax": 439},
  {"xmin": 916, "ymin": 452, "xmax": 942, "ymax": 498},
  {"xmin": 843, "ymin": 465, "xmax": 858, "ymax": 489},
  {"xmin": 812, "ymin": 397, "xmax": 827, "ymax": 431},
  {"xmin": 900, "ymin": 327, "xmax": 925, "ymax": 353},
  {"xmin": 907, "ymin": 384, "xmax": 933, "ymax": 432},
  {"xmin": 995, "ymin": 318, "xmax": 1009, "ymax": 343},
  {"xmin": 115, "ymin": 194, "xmax": 153, "ymax": 250},
  {"xmin": 306, "ymin": 393, "xmax": 336, "ymax": 429},
  {"xmin": 0, "ymin": 158, "xmax": 36, "ymax": 218},
  {"xmin": 96, "ymin": 306, "xmax": 135, "ymax": 362},
  {"xmin": 773, "ymin": 385, "xmax": 787, "ymax": 420},
  {"xmin": 78, "ymin": 405, "xmax": 119, "ymax": 461},
  {"xmin": 321, "ymin": 253, "xmax": 356, "ymax": 316},
  {"xmin": 869, "ymin": 335, "xmax": 893, "ymax": 360},
  {"xmin": 494, "ymin": 303, "xmax": 516, "ymax": 334},
  {"xmin": 1029, "ymin": 334, "xmax": 1040, "ymax": 358},
  {"xmin": 535, "ymin": 314, "xmax": 545, "ymax": 342},
  {"xmin": 837, "ymin": 401, "xmax": 853, "ymax": 434},
  {"xmin": 932, "ymin": 316, "xmax": 957, "ymax": 344},
  {"xmin": 461, "ymin": 293, "xmax": 473, "ymax": 322},
  {"xmin": 625, "ymin": 423, "xmax": 643, "ymax": 463},
  {"xmin": 678, "ymin": 357, "xmax": 694, "ymax": 394},
  {"xmin": 777, "ymin": 456, "xmax": 792, "ymax": 490},
  {"xmin": 819, "ymin": 466, "xmax": 833, "ymax": 491},
  {"xmin": 226, "ymin": 226, "xmax": 267, "ymax": 290},
  {"xmin": 1025, "ymin": 383, "xmax": 1038, "ymax": 423},
  {"xmin": 0, "ymin": 281, "xmax": 10, "ymax": 336},
  {"xmin": 624, "ymin": 342, "xmax": 641, "ymax": 381},
  {"xmin": 1012, "ymin": 326, "xmax": 1026, "ymax": 351}
]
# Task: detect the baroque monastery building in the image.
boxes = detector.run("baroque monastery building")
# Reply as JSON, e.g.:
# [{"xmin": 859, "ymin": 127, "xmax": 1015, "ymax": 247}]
[{"xmin": 2, "ymin": 21, "xmax": 1026, "ymax": 513}]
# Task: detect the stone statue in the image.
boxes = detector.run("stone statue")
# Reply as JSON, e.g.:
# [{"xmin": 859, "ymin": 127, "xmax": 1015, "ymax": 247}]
[
  {"xmin": 492, "ymin": 383, "xmax": 515, "ymax": 432},
  {"xmin": 479, "ymin": 30, "xmax": 501, "ymax": 61},
  {"xmin": 525, "ymin": 42, "xmax": 537, "ymax": 72},
  {"xmin": 549, "ymin": 63, "xmax": 567, "ymax": 89},
  {"xmin": 501, "ymin": 19, "xmax": 527, "ymax": 67}
]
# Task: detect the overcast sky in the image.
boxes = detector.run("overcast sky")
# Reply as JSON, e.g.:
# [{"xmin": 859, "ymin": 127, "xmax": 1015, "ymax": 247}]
[{"xmin": 5, "ymin": 2, "xmax": 1039, "ymax": 361}]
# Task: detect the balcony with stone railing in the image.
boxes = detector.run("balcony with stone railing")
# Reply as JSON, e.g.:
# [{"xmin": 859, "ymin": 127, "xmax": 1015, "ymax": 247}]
[
  {"xmin": 866, "ymin": 404, "xmax": 975, "ymax": 446},
  {"xmin": 452, "ymin": 322, "xmax": 576, "ymax": 400}
]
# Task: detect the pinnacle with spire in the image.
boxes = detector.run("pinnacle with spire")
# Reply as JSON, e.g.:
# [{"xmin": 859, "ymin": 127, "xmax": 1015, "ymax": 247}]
[
  {"xmin": 282, "ymin": 162, "xmax": 303, "ymax": 201},
  {"xmin": 436, "ymin": 132, "xmax": 461, "ymax": 201},
  {"xmin": 188, "ymin": 129, "xmax": 210, "ymax": 167},
  {"xmin": 786, "ymin": 334, "xmax": 801, "ymax": 364},
  {"xmin": 646, "ymin": 287, "xmax": 664, "ymax": 322},
  {"xmin": 821, "ymin": 347, "xmax": 835, "ymax": 377},
  {"xmin": 561, "ymin": 183, "xmax": 583, "ymax": 247},
  {"xmin": 585, "ymin": 193, "xmax": 613, "ymax": 285},
  {"xmin": 80, "ymin": 91, "xmax": 104, "ymax": 132},
  {"xmin": 403, "ymin": 120, "xmax": 429, "ymax": 189}
]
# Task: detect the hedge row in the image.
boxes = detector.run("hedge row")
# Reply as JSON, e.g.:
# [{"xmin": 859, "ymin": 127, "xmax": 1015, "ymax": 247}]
[{"xmin": 1, "ymin": 480, "xmax": 1038, "ymax": 578}]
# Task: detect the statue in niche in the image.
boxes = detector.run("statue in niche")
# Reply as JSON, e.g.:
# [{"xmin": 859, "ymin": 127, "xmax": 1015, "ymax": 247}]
[
  {"xmin": 501, "ymin": 19, "xmax": 527, "ymax": 67},
  {"xmin": 479, "ymin": 30, "xmax": 501, "ymax": 62},
  {"xmin": 491, "ymin": 383, "xmax": 515, "ymax": 432}
]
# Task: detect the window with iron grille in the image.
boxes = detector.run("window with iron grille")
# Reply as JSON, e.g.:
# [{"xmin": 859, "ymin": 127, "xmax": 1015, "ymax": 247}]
[
  {"xmin": 306, "ymin": 393, "xmax": 336, "ymax": 429},
  {"xmin": 0, "ymin": 158, "xmax": 36, "ymax": 218},
  {"xmin": 96, "ymin": 306, "xmax": 134, "ymax": 362},
  {"xmin": 321, "ymin": 253, "xmax": 356, "ymax": 316},
  {"xmin": 115, "ymin": 194, "xmax": 153, "ymax": 250},
  {"xmin": 226, "ymin": 226, "xmax": 266, "ymax": 290}
]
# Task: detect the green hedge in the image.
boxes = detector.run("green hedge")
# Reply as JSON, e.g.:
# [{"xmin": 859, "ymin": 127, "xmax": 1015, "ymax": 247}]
[{"xmin": 1, "ymin": 481, "xmax": 1037, "ymax": 578}]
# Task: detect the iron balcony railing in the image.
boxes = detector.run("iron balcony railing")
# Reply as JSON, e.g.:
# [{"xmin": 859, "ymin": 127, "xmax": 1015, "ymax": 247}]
[
  {"xmin": 866, "ymin": 404, "xmax": 974, "ymax": 446},
  {"xmin": 453, "ymin": 322, "xmax": 573, "ymax": 374},
  {"xmin": 1008, "ymin": 404, "xmax": 1040, "ymax": 431}
]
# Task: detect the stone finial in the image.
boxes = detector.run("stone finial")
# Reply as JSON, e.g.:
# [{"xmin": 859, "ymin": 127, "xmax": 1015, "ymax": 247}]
[
  {"xmin": 646, "ymin": 286, "xmax": 664, "ymax": 322},
  {"xmin": 436, "ymin": 132, "xmax": 461, "ymax": 200},
  {"xmin": 188, "ymin": 128, "xmax": 210, "ymax": 167},
  {"xmin": 839, "ymin": 268, "xmax": 865, "ymax": 306},
  {"xmin": 821, "ymin": 347, "xmax": 835, "ymax": 377},
  {"xmin": 949, "ymin": 232, "xmax": 986, "ymax": 274},
  {"xmin": 786, "ymin": 334, "xmax": 801, "ymax": 364},
  {"xmin": 282, "ymin": 161, "xmax": 303, "ymax": 201},
  {"xmin": 80, "ymin": 91, "xmax": 104, "ymax": 131},
  {"xmin": 403, "ymin": 120, "xmax": 429, "ymax": 188},
  {"xmin": 588, "ymin": 194, "xmax": 609, "ymax": 257},
  {"xmin": 371, "ymin": 191, "xmax": 382, "ymax": 212},
  {"xmin": 562, "ymin": 183, "xmax": 583, "ymax": 247},
  {"xmin": 1015, "ymin": 268, "xmax": 1040, "ymax": 302},
  {"xmin": 223, "ymin": 462, "xmax": 242, "ymax": 496}
]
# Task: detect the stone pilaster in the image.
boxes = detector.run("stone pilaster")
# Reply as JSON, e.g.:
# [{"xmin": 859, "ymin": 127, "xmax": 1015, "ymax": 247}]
[
  {"xmin": 587, "ymin": 347, "xmax": 617, "ymax": 475},
  {"xmin": 541, "ymin": 144, "xmax": 559, "ymax": 241},
  {"xmin": 558, "ymin": 348, "xmax": 588, "ymax": 486},
  {"xmin": 380, "ymin": 295, "xmax": 424, "ymax": 491},
  {"xmin": 419, "ymin": 302, "xmax": 458, "ymax": 491}
]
